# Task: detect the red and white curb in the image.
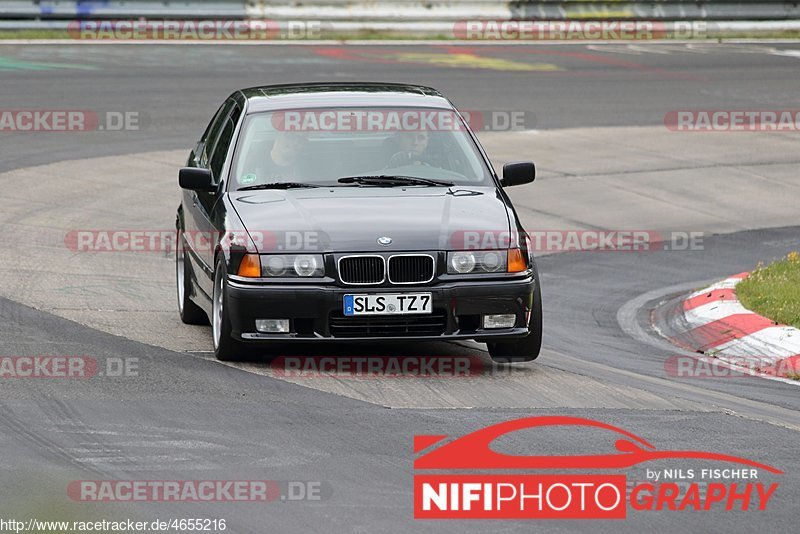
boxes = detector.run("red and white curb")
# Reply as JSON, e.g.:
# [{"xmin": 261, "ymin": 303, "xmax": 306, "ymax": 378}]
[{"xmin": 654, "ymin": 272, "xmax": 800, "ymax": 379}]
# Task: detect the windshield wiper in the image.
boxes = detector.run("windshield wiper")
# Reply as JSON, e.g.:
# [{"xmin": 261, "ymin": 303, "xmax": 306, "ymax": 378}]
[
  {"xmin": 237, "ymin": 182, "xmax": 322, "ymax": 191},
  {"xmin": 337, "ymin": 175, "xmax": 455, "ymax": 187}
]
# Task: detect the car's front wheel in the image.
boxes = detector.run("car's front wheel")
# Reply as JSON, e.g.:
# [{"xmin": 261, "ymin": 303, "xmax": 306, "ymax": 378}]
[
  {"xmin": 487, "ymin": 280, "xmax": 542, "ymax": 364},
  {"xmin": 176, "ymin": 230, "xmax": 209, "ymax": 325},
  {"xmin": 212, "ymin": 257, "xmax": 249, "ymax": 362}
]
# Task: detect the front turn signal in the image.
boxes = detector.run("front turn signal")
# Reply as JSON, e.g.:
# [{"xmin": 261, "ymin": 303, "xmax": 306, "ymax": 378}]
[
  {"xmin": 237, "ymin": 253, "xmax": 262, "ymax": 278},
  {"xmin": 507, "ymin": 248, "xmax": 527, "ymax": 273}
]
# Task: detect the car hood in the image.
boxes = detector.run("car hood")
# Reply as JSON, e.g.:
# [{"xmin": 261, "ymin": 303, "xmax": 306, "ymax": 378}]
[{"xmin": 229, "ymin": 186, "xmax": 511, "ymax": 253}]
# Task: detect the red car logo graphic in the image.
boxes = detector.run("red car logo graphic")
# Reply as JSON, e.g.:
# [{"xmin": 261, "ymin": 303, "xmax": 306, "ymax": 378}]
[{"xmin": 414, "ymin": 416, "xmax": 782, "ymax": 473}]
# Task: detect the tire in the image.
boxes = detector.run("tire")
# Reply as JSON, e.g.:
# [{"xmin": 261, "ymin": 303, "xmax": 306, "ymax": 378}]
[
  {"xmin": 212, "ymin": 257, "xmax": 250, "ymax": 362},
  {"xmin": 176, "ymin": 229, "xmax": 209, "ymax": 325},
  {"xmin": 487, "ymin": 276, "xmax": 543, "ymax": 364}
]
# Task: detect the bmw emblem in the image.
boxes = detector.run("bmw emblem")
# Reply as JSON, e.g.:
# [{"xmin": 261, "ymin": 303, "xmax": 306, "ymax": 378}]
[{"xmin": 377, "ymin": 236, "xmax": 393, "ymax": 246}]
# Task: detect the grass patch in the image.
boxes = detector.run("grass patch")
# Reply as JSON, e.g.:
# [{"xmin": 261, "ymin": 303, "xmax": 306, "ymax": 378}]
[
  {"xmin": 737, "ymin": 251, "xmax": 800, "ymax": 329},
  {"xmin": 0, "ymin": 29, "xmax": 74, "ymax": 39}
]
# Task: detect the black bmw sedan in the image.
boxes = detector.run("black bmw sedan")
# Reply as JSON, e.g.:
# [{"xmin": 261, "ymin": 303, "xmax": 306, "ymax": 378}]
[{"xmin": 176, "ymin": 82, "xmax": 541, "ymax": 363}]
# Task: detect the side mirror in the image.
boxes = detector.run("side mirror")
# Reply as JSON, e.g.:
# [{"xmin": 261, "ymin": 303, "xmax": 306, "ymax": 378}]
[
  {"xmin": 179, "ymin": 167, "xmax": 216, "ymax": 192},
  {"xmin": 501, "ymin": 162, "xmax": 535, "ymax": 187}
]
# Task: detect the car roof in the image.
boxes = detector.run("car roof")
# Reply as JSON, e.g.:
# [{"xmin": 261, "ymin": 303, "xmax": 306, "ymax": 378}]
[{"xmin": 238, "ymin": 82, "xmax": 454, "ymax": 114}]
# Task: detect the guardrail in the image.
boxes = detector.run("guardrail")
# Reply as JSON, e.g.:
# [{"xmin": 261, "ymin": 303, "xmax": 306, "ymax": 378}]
[{"xmin": 1, "ymin": 1, "xmax": 798, "ymax": 21}]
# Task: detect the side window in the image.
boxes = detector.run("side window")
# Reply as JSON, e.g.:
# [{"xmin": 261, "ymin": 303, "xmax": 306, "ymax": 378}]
[
  {"xmin": 229, "ymin": 103, "xmax": 242, "ymax": 127},
  {"xmin": 200, "ymin": 100, "xmax": 234, "ymax": 167},
  {"xmin": 210, "ymin": 118, "xmax": 235, "ymax": 182},
  {"xmin": 200, "ymin": 103, "xmax": 225, "ymax": 144}
]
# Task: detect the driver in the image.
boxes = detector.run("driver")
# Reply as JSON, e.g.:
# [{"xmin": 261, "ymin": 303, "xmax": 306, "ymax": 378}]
[
  {"xmin": 387, "ymin": 130, "xmax": 430, "ymax": 167},
  {"xmin": 254, "ymin": 130, "xmax": 309, "ymax": 183}
]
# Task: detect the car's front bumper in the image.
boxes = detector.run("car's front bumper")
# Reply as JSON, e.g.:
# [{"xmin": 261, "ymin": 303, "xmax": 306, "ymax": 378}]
[{"xmin": 225, "ymin": 276, "xmax": 536, "ymax": 343}]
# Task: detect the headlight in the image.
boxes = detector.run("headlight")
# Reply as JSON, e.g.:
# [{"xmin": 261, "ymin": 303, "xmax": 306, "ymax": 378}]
[
  {"xmin": 481, "ymin": 251, "xmax": 503, "ymax": 272},
  {"xmin": 447, "ymin": 250, "xmax": 509, "ymax": 274},
  {"xmin": 294, "ymin": 255, "xmax": 321, "ymax": 277},
  {"xmin": 261, "ymin": 254, "xmax": 324, "ymax": 278},
  {"xmin": 264, "ymin": 256, "xmax": 287, "ymax": 276},
  {"xmin": 449, "ymin": 251, "xmax": 476, "ymax": 274}
]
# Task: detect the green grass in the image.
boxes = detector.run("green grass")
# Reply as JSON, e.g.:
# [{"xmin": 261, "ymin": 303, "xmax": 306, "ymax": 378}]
[
  {"xmin": 737, "ymin": 252, "xmax": 800, "ymax": 329},
  {"xmin": 0, "ymin": 29, "xmax": 72, "ymax": 39}
]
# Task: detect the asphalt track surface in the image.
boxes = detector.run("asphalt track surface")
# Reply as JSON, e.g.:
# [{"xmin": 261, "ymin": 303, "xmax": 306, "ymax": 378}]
[{"xmin": 1, "ymin": 42, "xmax": 799, "ymax": 532}]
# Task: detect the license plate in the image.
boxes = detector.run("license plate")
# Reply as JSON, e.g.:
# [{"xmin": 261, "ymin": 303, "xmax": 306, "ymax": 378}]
[{"xmin": 343, "ymin": 293, "xmax": 432, "ymax": 316}]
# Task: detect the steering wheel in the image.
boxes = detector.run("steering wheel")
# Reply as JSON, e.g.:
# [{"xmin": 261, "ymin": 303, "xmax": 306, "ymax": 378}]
[{"xmin": 387, "ymin": 151, "xmax": 431, "ymax": 168}]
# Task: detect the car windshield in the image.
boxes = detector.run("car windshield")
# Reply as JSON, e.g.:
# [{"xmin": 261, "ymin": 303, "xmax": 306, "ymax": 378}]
[{"xmin": 231, "ymin": 107, "xmax": 493, "ymax": 190}]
